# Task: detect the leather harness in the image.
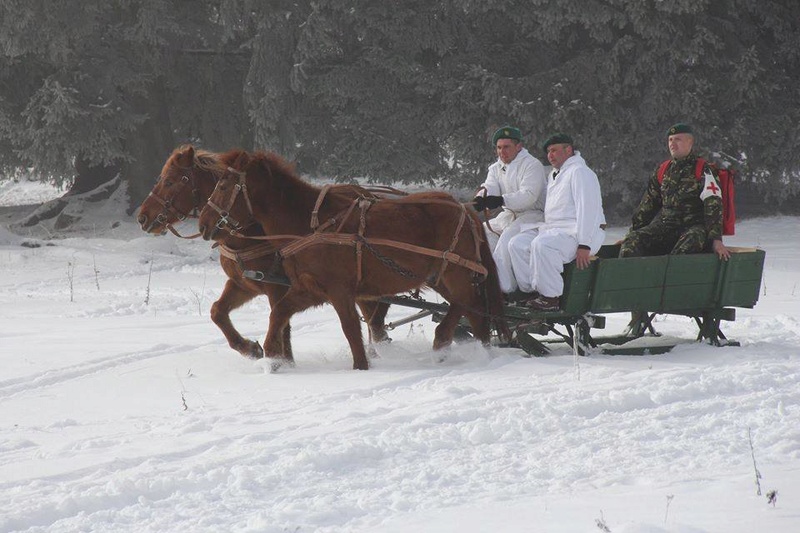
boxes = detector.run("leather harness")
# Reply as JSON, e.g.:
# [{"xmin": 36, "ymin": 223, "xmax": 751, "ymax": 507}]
[{"xmin": 207, "ymin": 171, "xmax": 488, "ymax": 285}]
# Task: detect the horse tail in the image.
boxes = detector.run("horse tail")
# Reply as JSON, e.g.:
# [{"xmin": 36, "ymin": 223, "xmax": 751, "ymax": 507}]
[{"xmin": 474, "ymin": 215, "xmax": 511, "ymax": 344}]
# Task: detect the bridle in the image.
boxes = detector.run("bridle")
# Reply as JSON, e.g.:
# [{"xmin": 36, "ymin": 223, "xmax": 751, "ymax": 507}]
[
  {"xmin": 144, "ymin": 164, "xmax": 203, "ymax": 237},
  {"xmin": 205, "ymin": 167, "xmax": 255, "ymax": 233}
]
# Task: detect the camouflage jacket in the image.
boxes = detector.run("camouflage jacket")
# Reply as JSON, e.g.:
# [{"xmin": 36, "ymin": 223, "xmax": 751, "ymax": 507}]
[{"xmin": 630, "ymin": 153, "xmax": 724, "ymax": 241}]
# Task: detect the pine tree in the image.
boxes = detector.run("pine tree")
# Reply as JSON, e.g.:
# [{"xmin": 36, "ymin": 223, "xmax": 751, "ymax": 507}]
[
  {"xmin": 0, "ymin": 0, "xmax": 253, "ymax": 214},
  {"xmin": 1, "ymin": 0, "xmax": 797, "ymax": 226}
]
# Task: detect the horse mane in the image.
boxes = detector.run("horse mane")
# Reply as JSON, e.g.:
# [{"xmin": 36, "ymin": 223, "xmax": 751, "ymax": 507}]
[
  {"xmin": 166, "ymin": 145, "xmax": 243, "ymax": 181},
  {"xmin": 245, "ymin": 152, "xmax": 391, "ymax": 201},
  {"xmin": 250, "ymin": 151, "xmax": 303, "ymax": 183},
  {"xmin": 193, "ymin": 148, "xmax": 227, "ymax": 175}
]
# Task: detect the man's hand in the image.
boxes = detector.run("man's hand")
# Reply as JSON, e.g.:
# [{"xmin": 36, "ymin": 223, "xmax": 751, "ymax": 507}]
[
  {"xmin": 712, "ymin": 239, "xmax": 730, "ymax": 261},
  {"xmin": 472, "ymin": 195, "xmax": 503, "ymax": 211},
  {"xmin": 576, "ymin": 247, "xmax": 592, "ymax": 270}
]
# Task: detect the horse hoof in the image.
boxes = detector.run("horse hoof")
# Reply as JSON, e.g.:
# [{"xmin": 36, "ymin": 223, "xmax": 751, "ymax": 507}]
[
  {"xmin": 250, "ymin": 343, "xmax": 264, "ymax": 359},
  {"xmin": 372, "ymin": 333, "xmax": 392, "ymax": 344},
  {"xmin": 236, "ymin": 340, "xmax": 264, "ymax": 359},
  {"xmin": 267, "ymin": 358, "xmax": 295, "ymax": 373},
  {"xmin": 366, "ymin": 344, "xmax": 381, "ymax": 359},
  {"xmin": 432, "ymin": 339, "xmax": 453, "ymax": 351}
]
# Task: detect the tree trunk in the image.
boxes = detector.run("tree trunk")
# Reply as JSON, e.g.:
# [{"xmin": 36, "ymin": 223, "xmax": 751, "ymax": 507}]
[
  {"xmin": 12, "ymin": 78, "xmax": 174, "ymax": 232},
  {"xmin": 68, "ymin": 157, "xmax": 121, "ymax": 196},
  {"xmin": 122, "ymin": 76, "xmax": 175, "ymax": 214}
]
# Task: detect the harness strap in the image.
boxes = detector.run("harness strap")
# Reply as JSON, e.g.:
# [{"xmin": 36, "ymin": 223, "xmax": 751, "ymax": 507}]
[
  {"xmin": 434, "ymin": 204, "xmax": 468, "ymax": 285},
  {"xmin": 361, "ymin": 185, "xmax": 409, "ymax": 196},
  {"xmin": 222, "ymin": 191, "xmax": 489, "ymax": 278},
  {"xmin": 241, "ymin": 183, "xmax": 254, "ymax": 219},
  {"xmin": 147, "ymin": 176, "xmax": 193, "ymax": 222},
  {"xmin": 310, "ymin": 184, "xmax": 333, "ymax": 230},
  {"xmin": 467, "ymin": 210, "xmax": 484, "ymax": 264},
  {"xmin": 226, "ymin": 230, "xmax": 303, "ymax": 243},
  {"xmin": 217, "ymin": 242, "xmax": 278, "ymax": 264},
  {"xmin": 165, "ymin": 224, "xmax": 201, "ymax": 240},
  {"xmin": 365, "ymin": 236, "xmax": 488, "ymax": 278},
  {"xmin": 277, "ymin": 232, "xmax": 487, "ymax": 277},
  {"xmin": 335, "ymin": 199, "xmax": 362, "ymax": 233},
  {"xmin": 356, "ymin": 198, "xmax": 375, "ymax": 283}
]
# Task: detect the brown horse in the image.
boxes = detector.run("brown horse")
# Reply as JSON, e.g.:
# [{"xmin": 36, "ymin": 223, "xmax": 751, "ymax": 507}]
[
  {"xmin": 197, "ymin": 150, "xmax": 508, "ymax": 370},
  {"xmin": 137, "ymin": 145, "xmax": 390, "ymax": 362}
]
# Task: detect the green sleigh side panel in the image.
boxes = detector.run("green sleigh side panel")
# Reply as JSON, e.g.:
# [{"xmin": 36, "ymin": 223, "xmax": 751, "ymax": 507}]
[
  {"xmin": 717, "ymin": 249, "xmax": 765, "ymax": 308},
  {"xmin": 589, "ymin": 256, "xmax": 669, "ymax": 313},
  {"xmin": 557, "ymin": 247, "xmax": 765, "ymax": 315}
]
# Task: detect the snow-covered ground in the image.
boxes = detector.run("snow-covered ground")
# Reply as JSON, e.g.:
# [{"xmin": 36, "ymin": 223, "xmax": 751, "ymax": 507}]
[
  {"xmin": 0, "ymin": 175, "xmax": 63, "ymax": 207},
  {"xmin": 0, "ymin": 180, "xmax": 798, "ymax": 532}
]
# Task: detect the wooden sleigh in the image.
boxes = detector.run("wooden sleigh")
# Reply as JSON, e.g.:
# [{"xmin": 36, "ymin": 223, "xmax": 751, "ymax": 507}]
[{"xmin": 498, "ymin": 244, "xmax": 766, "ymax": 356}]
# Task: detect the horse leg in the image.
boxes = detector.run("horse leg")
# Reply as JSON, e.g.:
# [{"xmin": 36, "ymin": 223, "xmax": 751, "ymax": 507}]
[
  {"xmin": 357, "ymin": 300, "xmax": 391, "ymax": 350},
  {"xmin": 433, "ymin": 305, "xmax": 463, "ymax": 350},
  {"xmin": 445, "ymin": 275, "xmax": 493, "ymax": 346},
  {"xmin": 263, "ymin": 290, "xmax": 309, "ymax": 369},
  {"xmin": 211, "ymin": 280, "xmax": 263, "ymax": 358},
  {"xmin": 330, "ymin": 295, "xmax": 369, "ymax": 370},
  {"xmin": 463, "ymin": 307, "xmax": 491, "ymax": 345},
  {"xmin": 281, "ymin": 322, "xmax": 293, "ymax": 362}
]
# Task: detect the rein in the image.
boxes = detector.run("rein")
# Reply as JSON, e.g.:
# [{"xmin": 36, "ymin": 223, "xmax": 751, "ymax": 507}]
[{"xmin": 474, "ymin": 186, "xmax": 503, "ymax": 239}]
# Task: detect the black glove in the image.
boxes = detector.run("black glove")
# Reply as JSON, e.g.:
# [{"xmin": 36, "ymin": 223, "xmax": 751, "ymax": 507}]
[{"xmin": 473, "ymin": 195, "xmax": 503, "ymax": 211}]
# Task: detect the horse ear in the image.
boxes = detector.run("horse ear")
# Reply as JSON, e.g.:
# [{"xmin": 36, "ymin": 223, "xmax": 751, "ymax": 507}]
[
  {"xmin": 174, "ymin": 145, "xmax": 195, "ymax": 168},
  {"xmin": 230, "ymin": 150, "xmax": 250, "ymax": 171},
  {"xmin": 183, "ymin": 145, "xmax": 195, "ymax": 166}
]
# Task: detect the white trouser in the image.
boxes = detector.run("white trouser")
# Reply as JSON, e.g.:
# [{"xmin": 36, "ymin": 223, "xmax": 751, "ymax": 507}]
[
  {"xmin": 493, "ymin": 223, "xmax": 531, "ymax": 293},
  {"xmin": 482, "ymin": 209, "xmax": 516, "ymax": 252},
  {"xmin": 496, "ymin": 228, "xmax": 535, "ymax": 292},
  {"xmin": 529, "ymin": 230, "xmax": 581, "ymax": 297},
  {"xmin": 507, "ymin": 229, "xmax": 541, "ymax": 293},
  {"xmin": 485, "ymin": 210, "xmax": 545, "ymax": 293},
  {"xmin": 510, "ymin": 227, "xmax": 606, "ymax": 297}
]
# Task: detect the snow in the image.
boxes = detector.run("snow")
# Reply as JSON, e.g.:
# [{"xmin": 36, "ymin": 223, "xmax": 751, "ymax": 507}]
[
  {"xmin": 0, "ymin": 175, "xmax": 63, "ymax": 207},
  {"xmin": 0, "ymin": 179, "xmax": 799, "ymax": 532}
]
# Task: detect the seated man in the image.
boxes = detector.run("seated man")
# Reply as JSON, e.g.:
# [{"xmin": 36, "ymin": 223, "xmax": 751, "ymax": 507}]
[
  {"xmin": 619, "ymin": 123, "xmax": 730, "ymax": 335},
  {"xmin": 472, "ymin": 126, "xmax": 546, "ymax": 295},
  {"xmin": 620, "ymin": 123, "xmax": 730, "ymax": 260},
  {"xmin": 506, "ymin": 133, "xmax": 606, "ymax": 311}
]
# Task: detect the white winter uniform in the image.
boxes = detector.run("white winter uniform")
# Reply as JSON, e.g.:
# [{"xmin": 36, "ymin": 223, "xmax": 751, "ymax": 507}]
[
  {"xmin": 507, "ymin": 152, "xmax": 606, "ymax": 296},
  {"xmin": 478, "ymin": 148, "xmax": 546, "ymax": 291}
]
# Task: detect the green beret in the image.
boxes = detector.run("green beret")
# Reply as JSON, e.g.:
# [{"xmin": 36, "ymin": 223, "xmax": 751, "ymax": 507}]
[
  {"xmin": 542, "ymin": 133, "xmax": 574, "ymax": 152},
  {"xmin": 492, "ymin": 126, "xmax": 522, "ymax": 145},
  {"xmin": 667, "ymin": 123, "xmax": 693, "ymax": 136}
]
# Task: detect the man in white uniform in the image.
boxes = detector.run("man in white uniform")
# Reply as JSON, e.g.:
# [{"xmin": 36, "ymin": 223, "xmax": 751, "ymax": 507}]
[
  {"xmin": 472, "ymin": 126, "xmax": 546, "ymax": 294},
  {"xmin": 506, "ymin": 133, "xmax": 606, "ymax": 311}
]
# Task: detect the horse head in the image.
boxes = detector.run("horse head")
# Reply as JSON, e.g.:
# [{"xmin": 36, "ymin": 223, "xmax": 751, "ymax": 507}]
[
  {"xmin": 198, "ymin": 150, "xmax": 255, "ymax": 241},
  {"xmin": 199, "ymin": 150, "xmax": 318, "ymax": 241},
  {"xmin": 137, "ymin": 145, "xmax": 207, "ymax": 235}
]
